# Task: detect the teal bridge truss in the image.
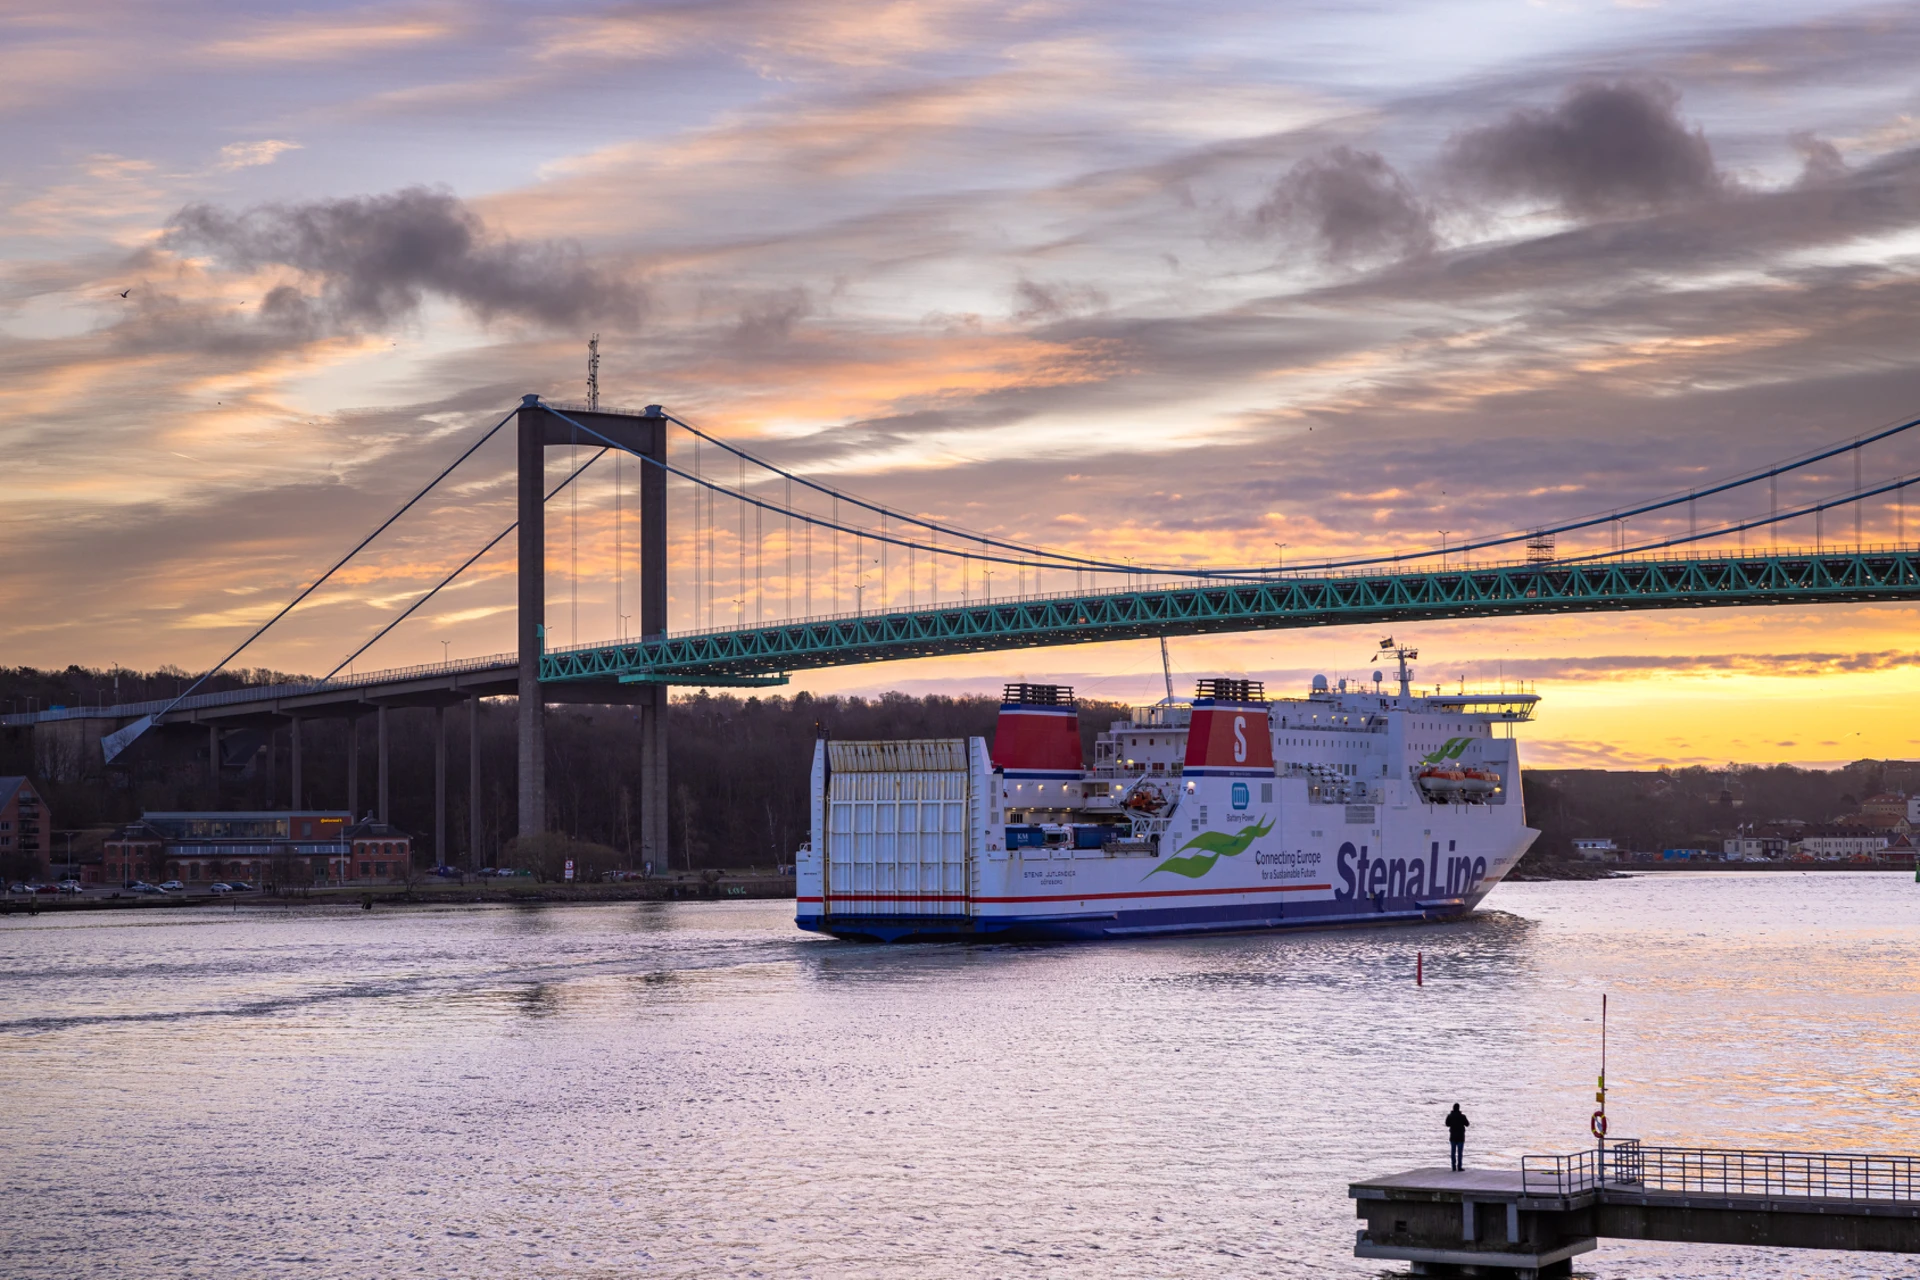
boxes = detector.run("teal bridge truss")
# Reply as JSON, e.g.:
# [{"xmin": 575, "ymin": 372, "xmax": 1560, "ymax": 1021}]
[{"xmin": 542, "ymin": 544, "xmax": 1920, "ymax": 687}]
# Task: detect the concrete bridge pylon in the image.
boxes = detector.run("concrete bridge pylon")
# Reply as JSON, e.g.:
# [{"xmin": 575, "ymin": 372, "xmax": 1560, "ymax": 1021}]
[{"xmin": 514, "ymin": 396, "xmax": 670, "ymax": 873}]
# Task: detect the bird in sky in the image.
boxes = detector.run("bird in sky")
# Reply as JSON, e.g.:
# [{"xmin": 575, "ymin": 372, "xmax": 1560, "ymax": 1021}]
[{"xmin": 117, "ymin": 288, "xmax": 131, "ymax": 298}]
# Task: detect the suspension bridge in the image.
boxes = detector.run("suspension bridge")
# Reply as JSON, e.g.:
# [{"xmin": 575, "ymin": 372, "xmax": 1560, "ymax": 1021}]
[{"xmin": 7, "ymin": 394, "xmax": 1920, "ymax": 872}]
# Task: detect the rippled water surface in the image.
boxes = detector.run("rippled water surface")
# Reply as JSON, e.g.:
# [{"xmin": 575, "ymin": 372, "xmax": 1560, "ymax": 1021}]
[{"xmin": 3, "ymin": 873, "xmax": 1918, "ymax": 1278}]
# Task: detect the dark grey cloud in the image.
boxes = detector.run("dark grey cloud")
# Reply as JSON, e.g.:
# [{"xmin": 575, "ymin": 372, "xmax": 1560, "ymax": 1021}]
[
  {"xmin": 730, "ymin": 287, "xmax": 812, "ymax": 347},
  {"xmin": 1444, "ymin": 79, "xmax": 1722, "ymax": 216},
  {"xmin": 1254, "ymin": 146, "xmax": 1435, "ymax": 261},
  {"xmin": 1012, "ymin": 278, "xmax": 1110, "ymax": 323},
  {"xmin": 165, "ymin": 187, "xmax": 645, "ymax": 330},
  {"xmin": 1791, "ymin": 131, "xmax": 1848, "ymax": 187}
]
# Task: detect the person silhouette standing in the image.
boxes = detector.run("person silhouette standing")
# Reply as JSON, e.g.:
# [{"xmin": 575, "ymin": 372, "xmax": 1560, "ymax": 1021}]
[{"xmin": 1445, "ymin": 1103, "xmax": 1470, "ymax": 1171}]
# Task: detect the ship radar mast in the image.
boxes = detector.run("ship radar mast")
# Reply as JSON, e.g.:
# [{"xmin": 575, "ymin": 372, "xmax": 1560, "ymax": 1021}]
[{"xmin": 1375, "ymin": 636, "xmax": 1419, "ymax": 698}]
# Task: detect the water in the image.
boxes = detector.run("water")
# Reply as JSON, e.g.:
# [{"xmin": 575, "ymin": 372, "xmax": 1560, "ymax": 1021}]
[{"xmin": 2, "ymin": 873, "xmax": 1917, "ymax": 1278}]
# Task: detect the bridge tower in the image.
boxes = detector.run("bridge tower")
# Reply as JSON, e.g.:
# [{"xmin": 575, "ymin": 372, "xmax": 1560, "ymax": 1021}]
[{"xmin": 516, "ymin": 395, "xmax": 670, "ymax": 871}]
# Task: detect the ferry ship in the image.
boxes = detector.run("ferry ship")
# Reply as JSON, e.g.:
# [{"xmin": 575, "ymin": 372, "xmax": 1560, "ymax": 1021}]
[{"xmin": 796, "ymin": 641, "xmax": 1540, "ymax": 942}]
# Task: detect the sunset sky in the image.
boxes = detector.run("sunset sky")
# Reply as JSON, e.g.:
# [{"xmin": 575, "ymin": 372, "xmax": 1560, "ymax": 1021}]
[{"xmin": 6, "ymin": 0, "xmax": 1920, "ymax": 768}]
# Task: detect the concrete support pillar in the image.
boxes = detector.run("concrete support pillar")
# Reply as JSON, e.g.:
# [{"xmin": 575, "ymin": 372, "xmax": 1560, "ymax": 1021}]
[
  {"xmin": 290, "ymin": 716, "xmax": 302, "ymax": 811},
  {"xmin": 208, "ymin": 723, "xmax": 219, "ymax": 805},
  {"xmin": 469, "ymin": 695, "xmax": 483, "ymax": 869},
  {"xmin": 376, "ymin": 704, "xmax": 390, "ymax": 825},
  {"xmin": 266, "ymin": 725, "xmax": 277, "ymax": 809},
  {"xmin": 347, "ymin": 715, "xmax": 360, "ymax": 819},
  {"xmin": 434, "ymin": 704, "xmax": 447, "ymax": 868},
  {"xmin": 638, "ymin": 406, "xmax": 670, "ymax": 874},
  {"xmin": 517, "ymin": 395, "xmax": 547, "ymax": 838}
]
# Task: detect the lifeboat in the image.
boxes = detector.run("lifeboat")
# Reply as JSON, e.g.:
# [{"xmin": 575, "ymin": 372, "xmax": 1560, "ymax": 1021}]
[
  {"xmin": 1416, "ymin": 764, "xmax": 1467, "ymax": 800},
  {"xmin": 1459, "ymin": 767, "xmax": 1499, "ymax": 799},
  {"xmin": 1121, "ymin": 780, "xmax": 1169, "ymax": 815}
]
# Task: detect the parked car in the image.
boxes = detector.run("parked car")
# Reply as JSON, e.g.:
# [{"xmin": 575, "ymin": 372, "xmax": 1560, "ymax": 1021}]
[
  {"xmin": 128, "ymin": 882, "xmax": 163, "ymax": 895},
  {"xmin": 158, "ymin": 880, "xmax": 184, "ymax": 892},
  {"xmin": 208, "ymin": 882, "xmax": 232, "ymax": 894},
  {"xmin": 31, "ymin": 883, "xmax": 57, "ymax": 895},
  {"xmin": 56, "ymin": 880, "xmax": 82, "ymax": 894},
  {"xmin": 226, "ymin": 881, "xmax": 254, "ymax": 891},
  {"xmin": 7, "ymin": 883, "xmax": 25, "ymax": 894}
]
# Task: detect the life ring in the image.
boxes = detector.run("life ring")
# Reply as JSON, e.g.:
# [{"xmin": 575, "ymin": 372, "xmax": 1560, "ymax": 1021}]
[{"xmin": 1590, "ymin": 1110, "xmax": 1608, "ymax": 1140}]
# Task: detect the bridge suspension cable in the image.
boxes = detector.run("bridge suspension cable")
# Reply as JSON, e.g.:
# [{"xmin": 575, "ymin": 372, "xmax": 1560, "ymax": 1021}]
[
  {"xmin": 101, "ymin": 406, "xmax": 522, "ymax": 763},
  {"xmin": 660, "ymin": 406, "xmax": 1920, "ymax": 583},
  {"xmin": 325, "ymin": 447, "xmax": 610, "ymax": 677}
]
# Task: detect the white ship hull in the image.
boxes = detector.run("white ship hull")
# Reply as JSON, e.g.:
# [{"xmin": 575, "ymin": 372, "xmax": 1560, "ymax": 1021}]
[{"xmin": 798, "ymin": 668, "xmax": 1540, "ymax": 942}]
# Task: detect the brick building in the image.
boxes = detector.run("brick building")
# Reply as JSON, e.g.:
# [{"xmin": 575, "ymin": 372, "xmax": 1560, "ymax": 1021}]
[
  {"xmin": 0, "ymin": 777, "xmax": 52, "ymax": 878},
  {"xmin": 103, "ymin": 811, "xmax": 409, "ymax": 887}
]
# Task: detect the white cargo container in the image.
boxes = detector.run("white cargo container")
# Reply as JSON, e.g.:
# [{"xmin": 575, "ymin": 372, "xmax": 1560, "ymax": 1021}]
[{"xmin": 800, "ymin": 738, "xmax": 999, "ymax": 927}]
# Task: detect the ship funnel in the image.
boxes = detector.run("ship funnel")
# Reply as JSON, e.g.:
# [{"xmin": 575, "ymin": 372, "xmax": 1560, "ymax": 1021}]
[
  {"xmin": 992, "ymin": 683, "xmax": 1082, "ymax": 777},
  {"xmin": 1184, "ymin": 682, "xmax": 1274, "ymax": 776}
]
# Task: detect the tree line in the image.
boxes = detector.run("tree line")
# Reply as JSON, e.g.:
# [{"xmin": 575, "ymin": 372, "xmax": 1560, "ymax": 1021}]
[{"xmin": 3, "ymin": 663, "xmax": 1908, "ymax": 877}]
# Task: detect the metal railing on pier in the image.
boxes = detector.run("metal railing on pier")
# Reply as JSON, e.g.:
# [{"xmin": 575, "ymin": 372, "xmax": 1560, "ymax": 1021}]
[{"xmin": 1522, "ymin": 1140, "xmax": 1920, "ymax": 1202}]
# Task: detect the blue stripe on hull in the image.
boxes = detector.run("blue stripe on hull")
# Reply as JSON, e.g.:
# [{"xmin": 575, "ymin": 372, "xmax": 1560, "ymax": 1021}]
[{"xmin": 797, "ymin": 894, "xmax": 1480, "ymax": 943}]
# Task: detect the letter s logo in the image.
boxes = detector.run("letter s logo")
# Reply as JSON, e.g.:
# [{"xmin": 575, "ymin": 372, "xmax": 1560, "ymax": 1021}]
[{"xmin": 1233, "ymin": 716, "xmax": 1247, "ymax": 762}]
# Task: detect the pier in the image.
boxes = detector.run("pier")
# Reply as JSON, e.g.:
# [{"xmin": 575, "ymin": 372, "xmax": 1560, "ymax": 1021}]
[{"xmin": 1351, "ymin": 1141, "xmax": 1920, "ymax": 1277}]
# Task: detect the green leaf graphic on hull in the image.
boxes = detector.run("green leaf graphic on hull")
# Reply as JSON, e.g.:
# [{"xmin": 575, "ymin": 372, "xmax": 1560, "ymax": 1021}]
[
  {"xmin": 1147, "ymin": 817, "xmax": 1274, "ymax": 879},
  {"xmin": 1422, "ymin": 737, "xmax": 1471, "ymax": 763}
]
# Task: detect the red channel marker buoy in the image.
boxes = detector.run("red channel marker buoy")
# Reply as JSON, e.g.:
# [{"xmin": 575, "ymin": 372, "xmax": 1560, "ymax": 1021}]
[{"xmin": 1417, "ymin": 950, "xmax": 1423, "ymax": 986}]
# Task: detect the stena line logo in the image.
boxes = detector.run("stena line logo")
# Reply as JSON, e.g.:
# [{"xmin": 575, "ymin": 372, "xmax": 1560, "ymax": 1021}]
[
  {"xmin": 1233, "ymin": 716, "xmax": 1247, "ymax": 762},
  {"xmin": 1421, "ymin": 737, "xmax": 1472, "ymax": 764},
  {"xmin": 1335, "ymin": 840, "xmax": 1486, "ymax": 899}
]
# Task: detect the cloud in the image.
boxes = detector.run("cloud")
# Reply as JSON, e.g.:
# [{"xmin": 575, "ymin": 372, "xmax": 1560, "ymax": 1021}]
[
  {"xmin": 1253, "ymin": 146, "xmax": 1435, "ymax": 261},
  {"xmin": 1494, "ymin": 651, "xmax": 1920, "ymax": 680},
  {"xmin": 215, "ymin": 139, "xmax": 303, "ymax": 171},
  {"xmin": 1444, "ymin": 79, "xmax": 1722, "ymax": 216},
  {"xmin": 205, "ymin": 17, "xmax": 454, "ymax": 62},
  {"xmin": 163, "ymin": 187, "xmax": 645, "ymax": 330},
  {"xmin": 1012, "ymin": 278, "xmax": 1109, "ymax": 323},
  {"xmin": 1789, "ymin": 131, "xmax": 1847, "ymax": 187}
]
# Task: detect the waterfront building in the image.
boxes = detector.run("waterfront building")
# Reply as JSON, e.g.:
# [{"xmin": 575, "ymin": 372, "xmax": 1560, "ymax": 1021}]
[
  {"xmin": 0, "ymin": 777, "xmax": 52, "ymax": 878},
  {"xmin": 1794, "ymin": 826, "xmax": 1889, "ymax": 860},
  {"xmin": 103, "ymin": 811, "xmax": 413, "ymax": 886},
  {"xmin": 1723, "ymin": 830, "xmax": 1792, "ymax": 860}
]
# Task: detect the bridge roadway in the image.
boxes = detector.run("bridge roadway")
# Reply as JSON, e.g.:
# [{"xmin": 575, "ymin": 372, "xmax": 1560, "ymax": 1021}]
[
  {"xmin": 8, "ymin": 542, "xmax": 1920, "ymax": 736},
  {"xmin": 544, "ymin": 542, "xmax": 1920, "ymax": 682}
]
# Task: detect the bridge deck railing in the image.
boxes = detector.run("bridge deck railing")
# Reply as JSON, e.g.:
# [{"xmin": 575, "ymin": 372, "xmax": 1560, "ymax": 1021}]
[
  {"xmin": 542, "ymin": 539, "xmax": 1920, "ymax": 652},
  {"xmin": 1522, "ymin": 1140, "xmax": 1920, "ymax": 1201}
]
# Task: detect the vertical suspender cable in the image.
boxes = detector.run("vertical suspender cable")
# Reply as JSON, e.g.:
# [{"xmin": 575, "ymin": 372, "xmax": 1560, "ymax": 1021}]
[
  {"xmin": 702, "ymin": 435, "xmax": 710, "ymax": 625},
  {"xmin": 737, "ymin": 454, "xmax": 746, "ymax": 628},
  {"xmin": 706, "ymin": 456, "xmax": 717, "ymax": 629},
  {"xmin": 570, "ymin": 431, "xmax": 579, "ymax": 645},
  {"xmin": 755, "ymin": 486, "xmax": 764, "ymax": 625},
  {"xmin": 880, "ymin": 510, "xmax": 888, "ymax": 611},
  {"xmin": 832, "ymin": 496, "xmax": 840, "ymax": 613},
  {"xmin": 804, "ymin": 519, "xmax": 813, "ymax": 619},
  {"xmin": 1856, "ymin": 445, "xmax": 1864, "ymax": 545},
  {"xmin": 614, "ymin": 448, "xmax": 623, "ymax": 637},
  {"xmin": 784, "ymin": 476, "xmax": 793, "ymax": 621}
]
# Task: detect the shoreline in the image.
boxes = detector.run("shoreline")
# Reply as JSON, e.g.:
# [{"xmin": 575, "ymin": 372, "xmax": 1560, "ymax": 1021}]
[{"xmin": 0, "ymin": 873, "xmax": 797, "ymax": 914}]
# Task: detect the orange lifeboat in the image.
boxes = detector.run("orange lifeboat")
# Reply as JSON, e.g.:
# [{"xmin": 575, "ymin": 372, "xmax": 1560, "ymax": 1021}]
[{"xmin": 1416, "ymin": 764, "xmax": 1467, "ymax": 799}]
